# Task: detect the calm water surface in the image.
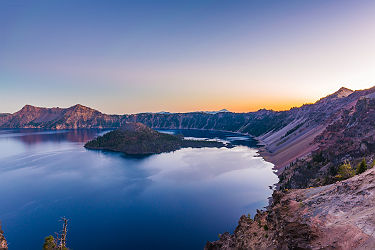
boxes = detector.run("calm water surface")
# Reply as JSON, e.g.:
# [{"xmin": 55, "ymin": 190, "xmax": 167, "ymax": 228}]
[{"xmin": 0, "ymin": 129, "xmax": 277, "ymax": 250}]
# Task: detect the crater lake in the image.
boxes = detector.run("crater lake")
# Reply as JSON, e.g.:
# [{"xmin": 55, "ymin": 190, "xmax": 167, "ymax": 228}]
[{"xmin": 0, "ymin": 129, "xmax": 277, "ymax": 249}]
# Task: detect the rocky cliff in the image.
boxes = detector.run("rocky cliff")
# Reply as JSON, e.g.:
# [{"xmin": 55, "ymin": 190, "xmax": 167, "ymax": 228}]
[{"xmin": 206, "ymin": 167, "xmax": 375, "ymax": 249}]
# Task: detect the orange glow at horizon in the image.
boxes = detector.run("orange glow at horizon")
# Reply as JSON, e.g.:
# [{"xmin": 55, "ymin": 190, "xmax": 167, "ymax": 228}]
[{"xmin": 2, "ymin": 1, "xmax": 375, "ymax": 115}]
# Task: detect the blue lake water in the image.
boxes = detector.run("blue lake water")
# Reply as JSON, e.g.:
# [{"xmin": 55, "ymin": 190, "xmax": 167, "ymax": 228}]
[{"xmin": 0, "ymin": 129, "xmax": 278, "ymax": 250}]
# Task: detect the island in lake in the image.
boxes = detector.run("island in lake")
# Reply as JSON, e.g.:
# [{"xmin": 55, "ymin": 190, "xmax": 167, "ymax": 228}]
[{"xmin": 84, "ymin": 122, "xmax": 228, "ymax": 155}]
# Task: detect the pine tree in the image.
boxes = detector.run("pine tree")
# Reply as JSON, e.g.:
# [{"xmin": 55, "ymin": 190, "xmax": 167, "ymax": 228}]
[
  {"xmin": 43, "ymin": 236, "xmax": 56, "ymax": 250},
  {"xmin": 43, "ymin": 218, "xmax": 69, "ymax": 250},
  {"xmin": 356, "ymin": 158, "xmax": 367, "ymax": 175}
]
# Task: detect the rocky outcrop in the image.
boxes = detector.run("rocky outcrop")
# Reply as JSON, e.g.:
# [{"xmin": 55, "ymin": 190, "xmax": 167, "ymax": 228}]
[
  {"xmin": 205, "ymin": 213, "xmax": 275, "ymax": 250},
  {"xmin": 207, "ymin": 167, "xmax": 375, "ymax": 249},
  {"xmin": 0, "ymin": 225, "xmax": 7, "ymax": 250},
  {"xmin": 206, "ymin": 191, "xmax": 319, "ymax": 250}
]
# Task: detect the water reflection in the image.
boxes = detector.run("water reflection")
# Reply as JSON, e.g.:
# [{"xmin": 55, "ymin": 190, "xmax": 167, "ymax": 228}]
[
  {"xmin": 0, "ymin": 129, "xmax": 111, "ymax": 145},
  {"xmin": 158, "ymin": 129, "xmax": 260, "ymax": 147}
]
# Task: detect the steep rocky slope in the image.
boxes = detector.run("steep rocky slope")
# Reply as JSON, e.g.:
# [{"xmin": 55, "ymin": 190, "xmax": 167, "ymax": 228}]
[
  {"xmin": 280, "ymin": 90, "xmax": 375, "ymax": 189},
  {"xmin": 206, "ymin": 167, "xmax": 375, "ymax": 249},
  {"xmin": 258, "ymin": 87, "xmax": 357, "ymax": 170}
]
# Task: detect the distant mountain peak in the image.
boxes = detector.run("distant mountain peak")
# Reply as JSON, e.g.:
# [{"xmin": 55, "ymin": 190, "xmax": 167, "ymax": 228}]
[
  {"xmin": 67, "ymin": 104, "xmax": 97, "ymax": 112},
  {"xmin": 22, "ymin": 104, "xmax": 36, "ymax": 109},
  {"xmin": 218, "ymin": 109, "xmax": 230, "ymax": 112},
  {"xmin": 69, "ymin": 104, "xmax": 91, "ymax": 109},
  {"xmin": 19, "ymin": 104, "xmax": 43, "ymax": 113},
  {"xmin": 317, "ymin": 87, "xmax": 354, "ymax": 103},
  {"xmin": 338, "ymin": 86, "xmax": 352, "ymax": 91},
  {"xmin": 334, "ymin": 87, "xmax": 354, "ymax": 98},
  {"xmin": 202, "ymin": 109, "xmax": 230, "ymax": 114},
  {"xmin": 156, "ymin": 111, "xmax": 171, "ymax": 114}
]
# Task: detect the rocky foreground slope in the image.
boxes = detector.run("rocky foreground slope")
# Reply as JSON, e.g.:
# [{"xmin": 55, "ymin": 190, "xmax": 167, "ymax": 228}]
[{"xmin": 206, "ymin": 167, "xmax": 375, "ymax": 249}]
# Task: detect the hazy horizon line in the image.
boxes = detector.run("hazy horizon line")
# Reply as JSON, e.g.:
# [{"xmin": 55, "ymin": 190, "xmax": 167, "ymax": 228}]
[{"xmin": 3, "ymin": 85, "xmax": 371, "ymax": 115}]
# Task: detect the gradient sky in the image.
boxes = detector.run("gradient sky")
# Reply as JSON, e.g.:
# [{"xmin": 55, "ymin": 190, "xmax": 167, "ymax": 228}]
[{"xmin": 1, "ymin": 0, "xmax": 375, "ymax": 114}]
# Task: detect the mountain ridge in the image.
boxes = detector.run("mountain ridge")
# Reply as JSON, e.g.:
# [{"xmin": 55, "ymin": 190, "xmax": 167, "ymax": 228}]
[{"xmin": 2, "ymin": 86, "xmax": 375, "ymax": 172}]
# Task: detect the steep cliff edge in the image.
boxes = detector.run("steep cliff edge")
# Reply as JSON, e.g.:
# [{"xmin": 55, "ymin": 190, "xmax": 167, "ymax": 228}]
[{"xmin": 206, "ymin": 167, "xmax": 375, "ymax": 249}]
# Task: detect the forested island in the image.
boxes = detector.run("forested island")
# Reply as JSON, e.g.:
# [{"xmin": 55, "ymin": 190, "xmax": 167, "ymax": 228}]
[{"xmin": 84, "ymin": 122, "xmax": 227, "ymax": 155}]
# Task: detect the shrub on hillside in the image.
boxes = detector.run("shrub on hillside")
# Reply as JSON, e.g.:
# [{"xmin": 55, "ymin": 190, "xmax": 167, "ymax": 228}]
[
  {"xmin": 312, "ymin": 151, "xmax": 325, "ymax": 163},
  {"xmin": 371, "ymin": 159, "xmax": 375, "ymax": 168},
  {"xmin": 336, "ymin": 161, "xmax": 355, "ymax": 180}
]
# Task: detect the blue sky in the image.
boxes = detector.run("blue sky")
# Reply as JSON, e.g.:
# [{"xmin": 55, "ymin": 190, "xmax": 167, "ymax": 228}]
[{"xmin": 1, "ymin": 0, "xmax": 375, "ymax": 114}]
